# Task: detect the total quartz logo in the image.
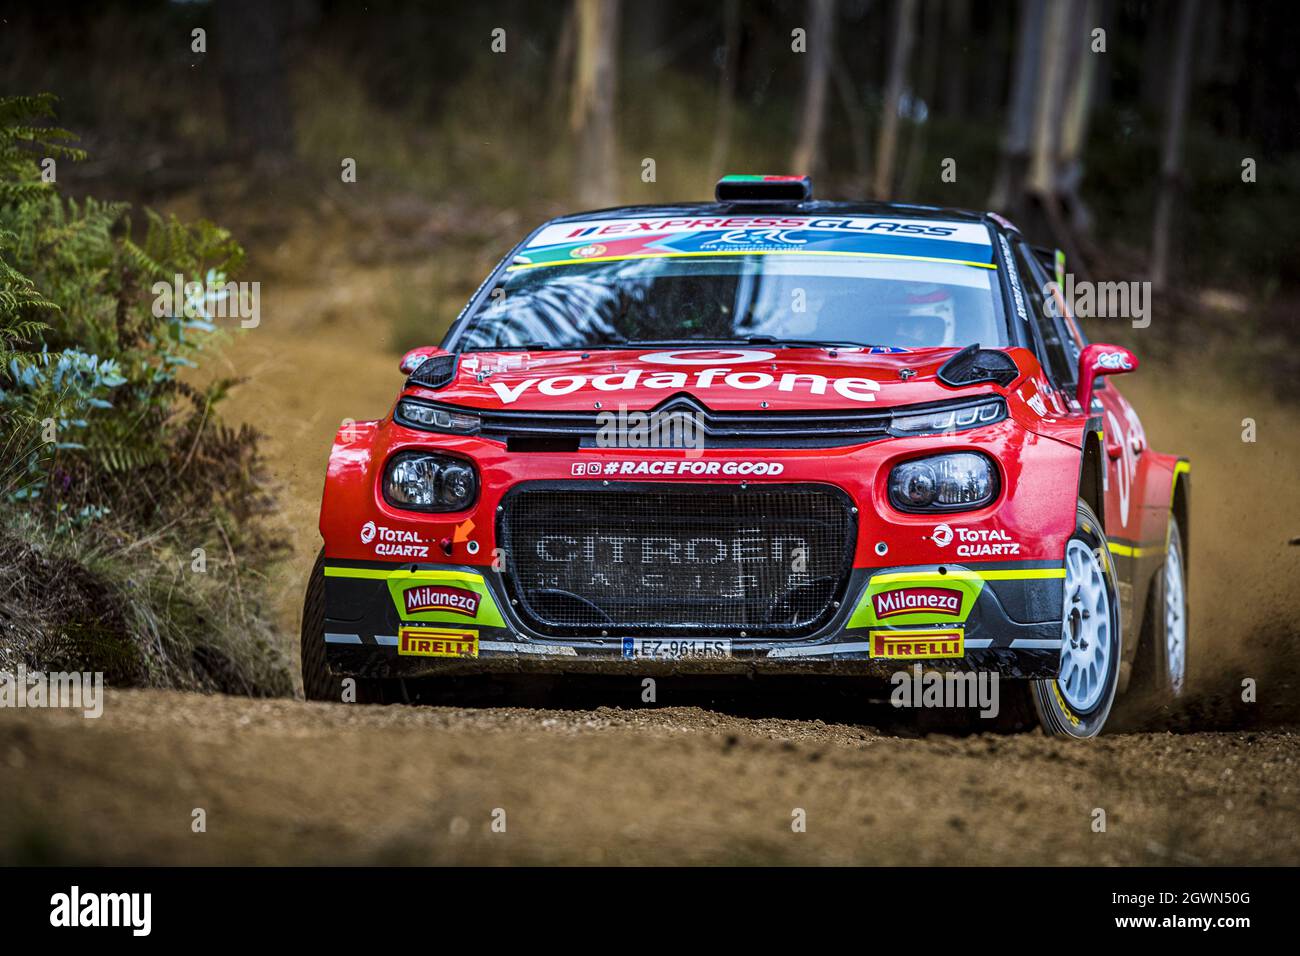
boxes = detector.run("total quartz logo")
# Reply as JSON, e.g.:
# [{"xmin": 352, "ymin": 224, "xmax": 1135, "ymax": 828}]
[
  {"xmin": 359, "ymin": 520, "xmax": 429, "ymax": 558},
  {"xmin": 929, "ymin": 523, "xmax": 1020, "ymax": 557}
]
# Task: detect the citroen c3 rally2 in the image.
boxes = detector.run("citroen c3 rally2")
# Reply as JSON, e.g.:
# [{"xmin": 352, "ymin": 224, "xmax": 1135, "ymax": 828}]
[{"xmin": 302, "ymin": 174, "xmax": 1190, "ymax": 738}]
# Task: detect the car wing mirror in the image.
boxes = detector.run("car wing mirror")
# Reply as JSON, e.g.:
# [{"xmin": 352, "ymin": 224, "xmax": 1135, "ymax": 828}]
[{"xmin": 1077, "ymin": 343, "xmax": 1138, "ymax": 408}]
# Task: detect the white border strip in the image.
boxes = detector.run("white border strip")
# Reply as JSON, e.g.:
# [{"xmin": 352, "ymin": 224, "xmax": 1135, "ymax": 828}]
[
  {"xmin": 768, "ymin": 642, "xmax": 873, "ymax": 658},
  {"xmin": 480, "ymin": 641, "xmax": 578, "ymax": 657}
]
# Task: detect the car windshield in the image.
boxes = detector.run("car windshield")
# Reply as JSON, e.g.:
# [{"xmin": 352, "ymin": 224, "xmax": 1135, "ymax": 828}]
[{"xmin": 455, "ymin": 254, "xmax": 1008, "ymax": 351}]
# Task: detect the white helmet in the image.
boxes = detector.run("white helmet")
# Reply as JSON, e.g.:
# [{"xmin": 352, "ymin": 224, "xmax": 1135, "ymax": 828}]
[{"xmin": 900, "ymin": 284, "xmax": 957, "ymax": 346}]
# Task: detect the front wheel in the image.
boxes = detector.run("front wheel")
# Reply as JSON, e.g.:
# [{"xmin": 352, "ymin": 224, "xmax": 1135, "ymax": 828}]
[
  {"xmin": 300, "ymin": 550, "xmax": 339, "ymax": 701},
  {"xmin": 300, "ymin": 549, "xmax": 393, "ymax": 704},
  {"xmin": 1029, "ymin": 499, "xmax": 1123, "ymax": 738}
]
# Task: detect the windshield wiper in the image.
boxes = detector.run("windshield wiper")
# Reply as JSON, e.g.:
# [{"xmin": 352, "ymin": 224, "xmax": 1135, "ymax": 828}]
[
  {"xmin": 462, "ymin": 341, "xmax": 566, "ymax": 352},
  {"xmin": 464, "ymin": 337, "xmax": 890, "ymax": 352},
  {"xmin": 592, "ymin": 338, "xmax": 879, "ymax": 349},
  {"xmin": 740, "ymin": 335, "xmax": 884, "ymax": 349}
]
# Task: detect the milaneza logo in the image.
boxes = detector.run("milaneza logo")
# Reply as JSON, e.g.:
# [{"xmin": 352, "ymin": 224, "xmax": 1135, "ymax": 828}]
[
  {"xmin": 873, "ymin": 586, "xmax": 963, "ymax": 618},
  {"xmin": 403, "ymin": 585, "xmax": 481, "ymax": 617},
  {"xmin": 360, "ymin": 520, "xmax": 377, "ymax": 544}
]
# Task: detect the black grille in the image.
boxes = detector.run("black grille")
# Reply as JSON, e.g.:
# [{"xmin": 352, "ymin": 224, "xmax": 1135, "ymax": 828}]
[
  {"xmin": 479, "ymin": 394, "xmax": 892, "ymax": 449},
  {"xmin": 407, "ymin": 353, "xmax": 458, "ymax": 389},
  {"xmin": 498, "ymin": 483, "xmax": 857, "ymax": 637}
]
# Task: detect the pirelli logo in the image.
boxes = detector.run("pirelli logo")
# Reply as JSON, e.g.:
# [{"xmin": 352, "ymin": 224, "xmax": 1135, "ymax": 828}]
[
  {"xmin": 868, "ymin": 628, "xmax": 964, "ymax": 660},
  {"xmin": 397, "ymin": 626, "xmax": 479, "ymax": 659}
]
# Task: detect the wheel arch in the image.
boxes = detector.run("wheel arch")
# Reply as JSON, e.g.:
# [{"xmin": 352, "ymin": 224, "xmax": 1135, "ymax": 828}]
[
  {"xmin": 1078, "ymin": 425, "xmax": 1106, "ymax": 530},
  {"xmin": 1171, "ymin": 460, "xmax": 1190, "ymax": 575}
]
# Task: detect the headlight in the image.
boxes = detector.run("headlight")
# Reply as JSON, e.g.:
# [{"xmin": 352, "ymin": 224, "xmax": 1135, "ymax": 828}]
[
  {"xmin": 395, "ymin": 398, "xmax": 480, "ymax": 435},
  {"xmin": 888, "ymin": 453, "xmax": 998, "ymax": 512},
  {"xmin": 889, "ymin": 398, "xmax": 1005, "ymax": 437},
  {"xmin": 383, "ymin": 452, "xmax": 478, "ymax": 512}
]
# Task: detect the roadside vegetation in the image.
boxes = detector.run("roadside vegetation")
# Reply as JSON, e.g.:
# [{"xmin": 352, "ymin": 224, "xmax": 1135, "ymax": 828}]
[{"xmin": 0, "ymin": 94, "xmax": 291, "ymax": 694}]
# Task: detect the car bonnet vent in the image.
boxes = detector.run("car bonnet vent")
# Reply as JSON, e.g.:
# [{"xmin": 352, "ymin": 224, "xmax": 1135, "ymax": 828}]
[
  {"xmin": 407, "ymin": 353, "xmax": 458, "ymax": 390},
  {"xmin": 936, "ymin": 345, "xmax": 1019, "ymax": 388}
]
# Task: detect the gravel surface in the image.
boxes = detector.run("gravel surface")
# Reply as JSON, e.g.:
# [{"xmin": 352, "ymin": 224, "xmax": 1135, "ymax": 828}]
[{"xmin": 2, "ymin": 687, "xmax": 1296, "ymax": 865}]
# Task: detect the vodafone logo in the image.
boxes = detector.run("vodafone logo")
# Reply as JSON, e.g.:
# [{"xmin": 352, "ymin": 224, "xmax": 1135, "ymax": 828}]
[
  {"xmin": 360, "ymin": 520, "xmax": 377, "ymax": 544},
  {"xmin": 638, "ymin": 349, "xmax": 775, "ymax": 366},
  {"xmin": 931, "ymin": 523, "xmax": 953, "ymax": 547},
  {"xmin": 486, "ymin": 356, "xmax": 881, "ymax": 405}
]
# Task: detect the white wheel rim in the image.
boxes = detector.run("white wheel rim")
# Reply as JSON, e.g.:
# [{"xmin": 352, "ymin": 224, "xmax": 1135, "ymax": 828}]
[
  {"xmin": 1165, "ymin": 532, "xmax": 1187, "ymax": 696},
  {"xmin": 1057, "ymin": 539, "xmax": 1113, "ymax": 712}
]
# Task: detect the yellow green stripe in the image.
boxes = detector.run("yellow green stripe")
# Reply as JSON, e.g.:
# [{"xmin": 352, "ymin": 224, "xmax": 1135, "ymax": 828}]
[
  {"xmin": 1107, "ymin": 542, "xmax": 1154, "ymax": 558},
  {"xmin": 871, "ymin": 567, "xmax": 1064, "ymax": 584},
  {"xmin": 324, "ymin": 566, "xmax": 487, "ymax": 583}
]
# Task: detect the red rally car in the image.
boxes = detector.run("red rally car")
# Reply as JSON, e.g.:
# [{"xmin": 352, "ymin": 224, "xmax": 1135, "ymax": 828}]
[{"xmin": 302, "ymin": 174, "xmax": 1190, "ymax": 738}]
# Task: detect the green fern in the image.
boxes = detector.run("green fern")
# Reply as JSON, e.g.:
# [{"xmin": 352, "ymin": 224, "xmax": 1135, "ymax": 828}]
[{"xmin": 0, "ymin": 92, "xmax": 248, "ymax": 507}]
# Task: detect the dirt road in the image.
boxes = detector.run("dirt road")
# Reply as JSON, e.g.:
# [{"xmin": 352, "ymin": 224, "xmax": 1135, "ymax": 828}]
[{"xmin": 1, "ymin": 687, "xmax": 1296, "ymax": 865}]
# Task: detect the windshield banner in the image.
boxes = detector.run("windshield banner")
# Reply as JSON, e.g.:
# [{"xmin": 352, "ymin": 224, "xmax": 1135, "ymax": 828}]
[{"xmin": 517, "ymin": 216, "xmax": 995, "ymax": 269}]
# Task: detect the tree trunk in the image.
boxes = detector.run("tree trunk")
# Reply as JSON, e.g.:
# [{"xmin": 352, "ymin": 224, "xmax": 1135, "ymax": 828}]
[
  {"xmin": 710, "ymin": 0, "xmax": 742, "ymax": 177},
  {"xmin": 1026, "ymin": 0, "xmax": 1091, "ymax": 276},
  {"xmin": 215, "ymin": 0, "xmax": 295, "ymax": 166},
  {"xmin": 550, "ymin": 1, "xmax": 577, "ymax": 115},
  {"xmin": 1058, "ymin": 0, "xmax": 1098, "ymax": 235},
  {"xmin": 989, "ymin": 0, "xmax": 1046, "ymax": 213},
  {"xmin": 941, "ymin": 0, "xmax": 970, "ymax": 118},
  {"xmin": 1151, "ymin": 0, "xmax": 1201, "ymax": 291},
  {"xmin": 899, "ymin": 0, "xmax": 942, "ymax": 200},
  {"xmin": 832, "ymin": 51, "xmax": 872, "ymax": 196},
  {"xmin": 979, "ymin": 0, "xmax": 1015, "ymax": 121},
  {"xmin": 872, "ymin": 0, "xmax": 917, "ymax": 199},
  {"xmin": 570, "ymin": 0, "xmax": 621, "ymax": 207},
  {"xmin": 1027, "ymin": 0, "xmax": 1071, "ymax": 199},
  {"xmin": 791, "ymin": 0, "xmax": 835, "ymax": 176}
]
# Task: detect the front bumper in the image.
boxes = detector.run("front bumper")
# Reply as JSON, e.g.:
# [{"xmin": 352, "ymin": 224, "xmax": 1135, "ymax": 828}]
[{"xmin": 321, "ymin": 558, "xmax": 1066, "ymax": 680}]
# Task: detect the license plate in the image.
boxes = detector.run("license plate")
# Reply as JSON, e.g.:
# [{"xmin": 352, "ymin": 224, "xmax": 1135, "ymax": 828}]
[{"xmin": 621, "ymin": 638, "xmax": 733, "ymax": 661}]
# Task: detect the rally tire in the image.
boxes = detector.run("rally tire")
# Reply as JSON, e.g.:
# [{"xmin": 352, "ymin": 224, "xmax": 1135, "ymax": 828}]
[
  {"xmin": 301, "ymin": 551, "xmax": 400, "ymax": 704},
  {"xmin": 1153, "ymin": 518, "xmax": 1189, "ymax": 698},
  {"xmin": 1120, "ymin": 513, "xmax": 1188, "ymax": 723},
  {"xmin": 1030, "ymin": 498, "xmax": 1122, "ymax": 738},
  {"xmin": 300, "ymin": 550, "xmax": 337, "ymax": 702}
]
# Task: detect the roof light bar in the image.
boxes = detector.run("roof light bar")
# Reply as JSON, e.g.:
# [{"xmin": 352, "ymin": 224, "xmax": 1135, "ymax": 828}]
[{"xmin": 715, "ymin": 174, "xmax": 813, "ymax": 203}]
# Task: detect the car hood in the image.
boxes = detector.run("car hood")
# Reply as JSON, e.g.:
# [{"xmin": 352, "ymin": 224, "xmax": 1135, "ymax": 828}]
[{"xmin": 405, "ymin": 346, "xmax": 1036, "ymax": 413}]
